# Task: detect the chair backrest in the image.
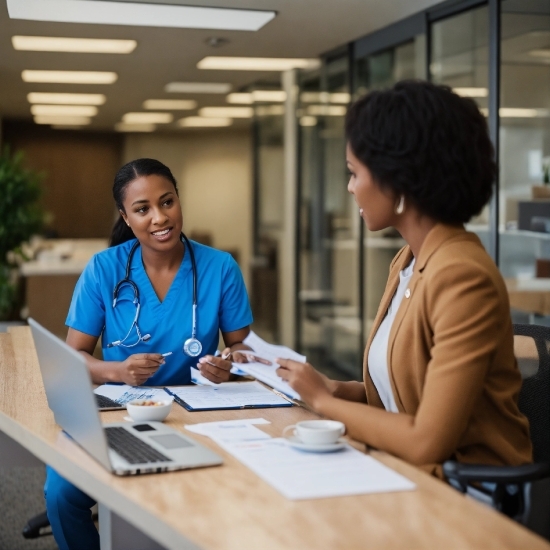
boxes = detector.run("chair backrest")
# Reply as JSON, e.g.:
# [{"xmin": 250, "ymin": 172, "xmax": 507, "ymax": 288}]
[{"xmin": 513, "ymin": 324, "xmax": 550, "ymax": 463}]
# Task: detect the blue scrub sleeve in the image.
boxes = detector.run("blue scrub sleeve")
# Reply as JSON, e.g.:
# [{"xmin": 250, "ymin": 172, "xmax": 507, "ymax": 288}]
[
  {"xmin": 219, "ymin": 255, "xmax": 253, "ymax": 333},
  {"xmin": 65, "ymin": 255, "xmax": 106, "ymax": 337}
]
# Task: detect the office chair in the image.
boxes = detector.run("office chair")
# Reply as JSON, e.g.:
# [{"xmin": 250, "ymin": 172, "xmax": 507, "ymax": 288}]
[{"xmin": 443, "ymin": 323, "xmax": 550, "ymax": 540}]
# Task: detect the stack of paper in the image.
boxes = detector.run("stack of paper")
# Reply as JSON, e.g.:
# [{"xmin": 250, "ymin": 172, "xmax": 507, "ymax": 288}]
[
  {"xmin": 184, "ymin": 419, "xmax": 416, "ymax": 500},
  {"xmin": 233, "ymin": 331, "xmax": 305, "ymax": 400}
]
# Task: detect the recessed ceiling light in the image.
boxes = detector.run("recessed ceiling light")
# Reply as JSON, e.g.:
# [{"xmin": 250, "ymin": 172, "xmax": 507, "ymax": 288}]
[
  {"xmin": 306, "ymin": 105, "xmax": 347, "ymax": 116},
  {"xmin": 22, "ymin": 70, "xmax": 117, "ymax": 84},
  {"xmin": 227, "ymin": 93, "xmax": 253, "ymax": 104},
  {"xmin": 143, "ymin": 99, "xmax": 197, "ymax": 110},
  {"xmin": 122, "ymin": 112, "xmax": 173, "ymax": 124},
  {"xmin": 12, "ymin": 36, "xmax": 136, "ymax": 53},
  {"xmin": 115, "ymin": 123, "xmax": 156, "ymax": 132},
  {"xmin": 256, "ymin": 105, "xmax": 285, "ymax": 116},
  {"xmin": 7, "ymin": 0, "xmax": 275, "ymax": 31},
  {"xmin": 252, "ymin": 90, "xmax": 286, "ymax": 102},
  {"xmin": 300, "ymin": 116, "xmax": 317, "ymax": 127},
  {"xmin": 34, "ymin": 115, "xmax": 91, "ymax": 125},
  {"xmin": 453, "ymin": 87, "xmax": 488, "ymax": 98},
  {"xmin": 479, "ymin": 107, "xmax": 550, "ymax": 118},
  {"xmin": 500, "ymin": 108, "xmax": 549, "ymax": 118},
  {"xmin": 529, "ymin": 49, "xmax": 550, "ymax": 58},
  {"xmin": 165, "ymin": 82, "xmax": 231, "ymax": 94},
  {"xmin": 300, "ymin": 92, "xmax": 350, "ymax": 104},
  {"xmin": 199, "ymin": 107, "xmax": 253, "ymax": 118},
  {"xmin": 179, "ymin": 117, "xmax": 233, "ymax": 127},
  {"xmin": 31, "ymin": 105, "xmax": 98, "ymax": 116},
  {"xmin": 27, "ymin": 93, "xmax": 106, "ymax": 105},
  {"xmin": 198, "ymin": 57, "xmax": 321, "ymax": 71}
]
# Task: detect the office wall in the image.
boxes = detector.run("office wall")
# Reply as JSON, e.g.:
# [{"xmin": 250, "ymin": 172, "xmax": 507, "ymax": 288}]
[
  {"xmin": 123, "ymin": 129, "xmax": 253, "ymax": 287},
  {"xmin": 2, "ymin": 120, "xmax": 122, "ymax": 239}
]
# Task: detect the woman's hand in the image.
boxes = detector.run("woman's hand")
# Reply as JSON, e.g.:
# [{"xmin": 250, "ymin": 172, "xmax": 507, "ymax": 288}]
[
  {"xmin": 276, "ymin": 359, "xmax": 334, "ymax": 410},
  {"xmin": 198, "ymin": 347, "xmax": 233, "ymax": 383},
  {"xmin": 117, "ymin": 353, "xmax": 165, "ymax": 385}
]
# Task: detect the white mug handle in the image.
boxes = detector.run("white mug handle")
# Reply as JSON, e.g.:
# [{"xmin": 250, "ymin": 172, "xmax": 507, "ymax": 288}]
[
  {"xmin": 282, "ymin": 425, "xmax": 296, "ymax": 438},
  {"xmin": 339, "ymin": 424, "xmax": 346, "ymax": 436}
]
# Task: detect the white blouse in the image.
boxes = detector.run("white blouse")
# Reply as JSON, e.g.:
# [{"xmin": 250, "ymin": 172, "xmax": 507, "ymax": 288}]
[{"xmin": 367, "ymin": 258, "xmax": 415, "ymax": 412}]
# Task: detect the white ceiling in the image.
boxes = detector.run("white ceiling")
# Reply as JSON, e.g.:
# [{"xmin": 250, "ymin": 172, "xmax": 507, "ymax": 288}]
[{"xmin": 0, "ymin": 0, "xmax": 442, "ymax": 131}]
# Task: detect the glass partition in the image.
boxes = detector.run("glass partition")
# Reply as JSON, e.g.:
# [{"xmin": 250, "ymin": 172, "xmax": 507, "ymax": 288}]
[
  {"xmin": 430, "ymin": 5, "xmax": 490, "ymax": 248},
  {"xmin": 499, "ymin": 0, "xmax": 550, "ymax": 324},
  {"xmin": 251, "ymin": 92, "xmax": 284, "ymax": 342},
  {"xmin": 297, "ymin": 53, "xmax": 359, "ymax": 379}
]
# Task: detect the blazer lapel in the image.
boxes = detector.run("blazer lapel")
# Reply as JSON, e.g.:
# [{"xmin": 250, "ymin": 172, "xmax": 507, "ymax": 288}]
[{"xmin": 363, "ymin": 246, "xmax": 413, "ymax": 406}]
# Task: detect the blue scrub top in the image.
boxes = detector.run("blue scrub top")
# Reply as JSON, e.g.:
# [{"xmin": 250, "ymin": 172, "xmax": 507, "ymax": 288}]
[{"xmin": 66, "ymin": 239, "xmax": 253, "ymax": 386}]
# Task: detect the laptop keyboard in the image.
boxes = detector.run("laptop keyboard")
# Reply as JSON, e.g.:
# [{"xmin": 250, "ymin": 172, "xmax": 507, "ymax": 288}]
[
  {"xmin": 95, "ymin": 394, "xmax": 124, "ymax": 409},
  {"xmin": 105, "ymin": 427, "xmax": 172, "ymax": 464}
]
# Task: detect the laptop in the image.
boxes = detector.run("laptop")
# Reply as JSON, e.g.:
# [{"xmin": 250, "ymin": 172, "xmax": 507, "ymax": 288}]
[{"xmin": 29, "ymin": 318, "xmax": 223, "ymax": 476}]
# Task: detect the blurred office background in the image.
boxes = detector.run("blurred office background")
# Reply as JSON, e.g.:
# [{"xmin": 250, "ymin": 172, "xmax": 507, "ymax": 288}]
[
  {"xmin": 2, "ymin": 1, "xmax": 550, "ymax": 547},
  {"xmin": 1, "ymin": 0, "xmax": 550, "ymax": 384}
]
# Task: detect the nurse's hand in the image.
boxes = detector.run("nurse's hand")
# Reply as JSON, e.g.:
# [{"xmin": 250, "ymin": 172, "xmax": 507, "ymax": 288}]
[
  {"xmin": 118, "ymin": 354, "xmax": 165, "ymax": 386},
  {"xmin": 197, "ymin": 347, "xmax": 233, "ymax": 383},
  {"xmin": 276, "ymin": 358, "xmax": 333, "ymax": 410}
]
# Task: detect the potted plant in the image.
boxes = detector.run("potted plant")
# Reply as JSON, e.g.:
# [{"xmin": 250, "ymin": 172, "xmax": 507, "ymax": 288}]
[{"xmin": 0, "ymin": 147, "xmax": 44, "ymax": 320}]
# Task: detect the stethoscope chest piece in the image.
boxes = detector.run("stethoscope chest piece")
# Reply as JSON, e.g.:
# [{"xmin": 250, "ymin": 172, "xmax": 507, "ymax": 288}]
[{"xmin": 183, "ymin": 337, "xmax": 202, "ymax": 357}]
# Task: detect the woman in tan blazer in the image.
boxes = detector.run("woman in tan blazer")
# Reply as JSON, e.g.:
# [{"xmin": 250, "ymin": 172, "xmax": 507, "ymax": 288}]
[{"xmin": 277, "ymin": 81, "xmax": 532, "ymax": 476}]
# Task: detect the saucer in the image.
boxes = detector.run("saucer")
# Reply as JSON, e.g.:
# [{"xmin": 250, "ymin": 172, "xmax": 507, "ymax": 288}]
[{"xmin": 284, "ymin": 434, "xmax": 346, "ymax": 453}]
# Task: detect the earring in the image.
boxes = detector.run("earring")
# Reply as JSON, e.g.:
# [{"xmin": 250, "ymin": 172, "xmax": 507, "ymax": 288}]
[{"xmin": 395, "ymin": 195, "xmax": 405, "ymax": 215}]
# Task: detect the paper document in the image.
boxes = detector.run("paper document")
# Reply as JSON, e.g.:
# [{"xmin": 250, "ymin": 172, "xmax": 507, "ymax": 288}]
[
  {"xmin": 190, "ymin": 367, "xmax": 216, "ymax": 386},
  {"xmin": 221, "ymin": 438, "xmax": 416, "ymax": 500},
  {"xmin": 165, "ymin": 381, "xmax": 292, "ymax": 411},
  {"xmin": 185, "ymin": 418, "xmax": 271, "ymax": 443},
  {"xmin": 94, "ymin": 384, "xmax": 166, "ymax": 405},
  {"xmin": 233, "ymin": 331, "xmax": 306, "ymax": 400}
]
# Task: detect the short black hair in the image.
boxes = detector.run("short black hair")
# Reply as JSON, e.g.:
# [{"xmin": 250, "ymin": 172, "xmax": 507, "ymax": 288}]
[{"xmin": 345, "ymin": 80, "xmax": 496, "ymax": 224}]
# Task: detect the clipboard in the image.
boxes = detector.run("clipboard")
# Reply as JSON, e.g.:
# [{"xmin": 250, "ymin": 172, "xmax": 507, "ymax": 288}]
[{"xmin": 163, "ymin": 382, "xmax": 293, "ymax": 412}]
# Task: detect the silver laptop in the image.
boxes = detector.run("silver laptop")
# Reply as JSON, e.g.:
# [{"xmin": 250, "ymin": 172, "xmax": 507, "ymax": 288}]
[{"xmin": 29, "ymin": 318, "xmax": 223, "ymax": 476}]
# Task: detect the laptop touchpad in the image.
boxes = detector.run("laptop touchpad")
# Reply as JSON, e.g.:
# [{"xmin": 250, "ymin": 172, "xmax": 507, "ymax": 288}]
[{"xmin": 150, "ymin": 434, "xmax": 194, "ymax": 449}]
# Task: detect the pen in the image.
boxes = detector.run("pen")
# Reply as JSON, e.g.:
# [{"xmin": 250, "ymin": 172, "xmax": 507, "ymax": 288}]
[{"xmin": 161, "ymin": 352, "xmax": 172, "ymax": 357}]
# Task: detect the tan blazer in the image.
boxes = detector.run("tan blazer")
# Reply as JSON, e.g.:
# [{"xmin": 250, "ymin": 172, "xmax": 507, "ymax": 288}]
[{"xmin": 364, "ymin": 224, "xmax": 532, "ymax": 475}]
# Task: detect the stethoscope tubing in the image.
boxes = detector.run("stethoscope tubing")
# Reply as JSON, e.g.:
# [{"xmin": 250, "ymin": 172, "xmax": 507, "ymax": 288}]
[{"xmin": 108, "ymin": 233, "xmax": 199, "ymax": 351}]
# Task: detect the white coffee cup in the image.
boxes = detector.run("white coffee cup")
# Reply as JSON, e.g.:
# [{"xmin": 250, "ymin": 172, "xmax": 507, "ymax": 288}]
[{"xmin": 283, "ymin": 420, "xmax": 345, "ymax": 445}]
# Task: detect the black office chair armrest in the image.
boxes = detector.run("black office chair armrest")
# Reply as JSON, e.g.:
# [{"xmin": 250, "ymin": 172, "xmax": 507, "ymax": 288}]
[{"xmin": 443, "ymin": 461, "xmax": 550, "ymax": 485}]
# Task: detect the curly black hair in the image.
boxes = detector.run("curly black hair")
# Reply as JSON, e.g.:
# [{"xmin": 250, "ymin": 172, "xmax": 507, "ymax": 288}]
[{"xmin": 345, "ymin": 80, "xmax": 496, "ymax": 224}]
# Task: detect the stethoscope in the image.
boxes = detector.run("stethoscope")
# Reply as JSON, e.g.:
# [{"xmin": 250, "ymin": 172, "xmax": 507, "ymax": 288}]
[{"xmin": 106, "ymin": 232, "xmax": 202, "ymax": 357}]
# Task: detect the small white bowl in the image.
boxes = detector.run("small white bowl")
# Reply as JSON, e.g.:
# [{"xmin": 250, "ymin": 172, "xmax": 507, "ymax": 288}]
[{"xmin": 126, "ymin": 398, "xmax": 173, "ymax": 422}]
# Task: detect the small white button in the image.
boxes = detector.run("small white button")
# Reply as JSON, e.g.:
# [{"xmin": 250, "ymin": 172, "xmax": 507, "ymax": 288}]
[{"xmin": 405, "ymin": 288, "xmax": 411, "ymax": 298}]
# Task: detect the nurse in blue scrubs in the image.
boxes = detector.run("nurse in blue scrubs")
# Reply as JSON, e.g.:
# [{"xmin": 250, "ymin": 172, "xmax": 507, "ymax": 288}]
[{"xmin": 44, "ymin": 158, "xmax": 253, "ymax": 550}]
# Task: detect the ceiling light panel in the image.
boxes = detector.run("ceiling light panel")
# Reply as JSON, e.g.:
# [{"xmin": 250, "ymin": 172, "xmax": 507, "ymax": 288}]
[
  {"xmin": 300, "ymin": 92, "xmax": 350, "ymax": 103},
  {"xmin": 122, "ymin": 112, "xmax": 173, "ymax": 124},
  {"xmin": 529, "ymin": 49, "xmax": 550, "ymax": 58},
  {"xmin": 27, "ymin": 93, "xmax": 106, "ymax": 105},
  {"xmin": 179, "ymin": 117, "xmax": 233, "ymax": 127},
  {"xmin": 31, "ymin": 105, "xmax": 98, "ymax": 116},
  {"xmin": 143, "ymin": 100, "xmax": 197, "ymax": 110},
  {"xmin": 199, "ymin": 107, "xmax": 253, "ymax": 118},
  {"xmin": 198, "ymin": 57, "xmax": 321, "ymax": 71},
  {"xmin": 453, "ymin": 87, "xmax": 488, "ymax": 98},
  {"xmin": 115, "ymin": 123, "xmax": 156, "ymax": 132},
  {"xmin": 165, "ymin": 82, "xmax": 231, "ymax": 94},
  {"xmin": 22, "ymin": 70, "xmax": 117, "ymax": 84},
  {"xmin": 252, "ymin": 90, "xmax": 286, "ymax": 102},
  {"xmin": 306, "ymin": 105, "xmax": 347, "ymax": 116},
  {"xmin": 7, "ymin": 0, "xmax": 275, "ymax": 31},
  {"xmin": 12, "ymin": 36, "xmax": 136, "ymax": 53},
  {"xmin": 227, "ymin": 93, "xmax": 253, "ymax": 104},
  {"xmin": 34, "ymin": 115, "xmax": 91, "ymax": 125}
]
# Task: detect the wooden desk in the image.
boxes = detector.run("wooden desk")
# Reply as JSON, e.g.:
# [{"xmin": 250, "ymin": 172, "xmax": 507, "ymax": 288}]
[{"xmin": 1, "ymin": 326, "xmax": 548, "ymax": 550}]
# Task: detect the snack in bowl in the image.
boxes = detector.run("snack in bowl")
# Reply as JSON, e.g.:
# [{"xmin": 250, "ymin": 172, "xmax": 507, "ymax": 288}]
[{"xmin": 126, "ymin": 398, "xmax": 173, "ymax": 422}]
